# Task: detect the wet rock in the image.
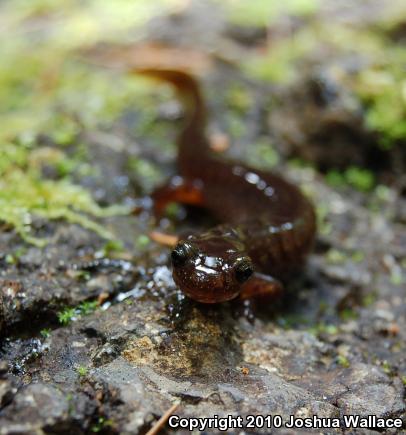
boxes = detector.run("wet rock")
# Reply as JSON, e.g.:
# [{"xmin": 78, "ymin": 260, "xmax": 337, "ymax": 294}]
[
  {"xmin": 267, "ymin": 70, "xmax": 382, "ymax": 173},
  {"xmin": 0, "ymin": 383, "xmax": 70, "ymax": 435},
  {"xmin": 1, "ymin": 1, "xmax": 406, "ymax": 434},
  {"xmin": 0, "ymin": 380, "xmax": 15, "ymax": 408},
  {"xmin": 337, "ymin": 380, "xmax": 404, "ymax": 418},
  {"xmin": 242, "ymin": 330, "xmax": 331, "ymax": 379},
  {"xmin": 0, "ymin": 224, "xmax": 139, "ymax": 335},
  {"xmin": 0, "ymin": 361, "xmax": 9, "ymax": 376},
  {"xmin": 92, "ymin": 343, "xmax": 120, "ymax": 366},
  {"xmin": 0, "ymin": 368, "xmax": 18, "ymax": 409}
]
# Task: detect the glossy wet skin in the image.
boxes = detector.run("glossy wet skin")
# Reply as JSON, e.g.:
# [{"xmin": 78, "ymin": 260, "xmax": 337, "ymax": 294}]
[
  {"xmin": 141, "ymin": 68, "xmax": 316, "ymax": 303},
  {"xmin": 171, "ymin": 230, "xmax": 254, "ymax": 303}
]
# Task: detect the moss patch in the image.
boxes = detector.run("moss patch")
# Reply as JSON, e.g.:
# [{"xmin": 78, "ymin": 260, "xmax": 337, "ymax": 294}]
[
  {"xmin": 0, "ymin": 144, "xmax": 128, "ymax": 246},
  {"xmin": 0, "ymin": 0, "xmax": 178, "ymax": 245},
  {"xmin": 218, "ymin": 0, "xmax": 319, "ymax": 28},
  {"xmin": 354, "ymin": 52, "xmax": 406, "ymax": 149},
  {"xmin": 326, "ymin": 167, "xmax": 375, "ymax": 192}
]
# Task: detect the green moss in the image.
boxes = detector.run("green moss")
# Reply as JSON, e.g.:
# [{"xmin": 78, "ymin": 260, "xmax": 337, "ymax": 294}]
[
  {"xmin": 57, "ymin": 299, "xmax": 99, "ymax": 325},
  {"xmin": 288, "ymin": 158, "xmax": 313, "ymax": 169},
  {"xmin": 326, "ymin": 167, "xmax": 375, "ymax": 192},
  {"xmin": 345, "ymin": 167, "xmax": 375, "ymax": 192},
  {"xmin": 324, "ymin": 324, "xmax": 338, "ymax": 335},
  {"xmin": 135, "ymin": 234, "xmax": 150, "ymax": 249},
  {"xmin": 315, "ymin": 202, "xmax": 332, "ymax": 236},
  {"xmin": 101, "ymin": 240, "xmax": 125, "ymax": 257},
  {"xmin": 225, "ymin": 84, "xmax": 253, "ymax": 113},
  {"xmin": 57, "ymin": 308, "xmax": 76, "ymax": 325},
  {"xmin": 219, "ymin": 0, "xmax": 319, "ymax": 28},
  {"xmin": 308, "ymin": 322, "xmax": 338, "ymax": 336},
  {"xmin": 0, "ymin": 1, "xmax": 181, "ymax": 245},
  {"xmin": 227, "ymin": 113, "xmax": 246, "ymax": 139},
  {"xmin": 75, "ymin": 270, "xmax": 91, "ymax": 281},
  {"xmin": 325, "ymin": 248, "xmax": 363, "ymax": 267},
  {"xmin": 375, "ymin": 185, "xmax": 392, "ymax": 201},
  {"xmin": 368, "ymin": 185, "xmax": 394, "ymax": 213},
  {"xmin": 337, "ymin": 354, "xmax": 350, "ymax": 368},
  {"xmin": 325, "ymin": 171, "xmax": 345, "ymax": 189},
  {"xmin": 0, "ymin": 157, "xmax": 128, "ymax": 246},
  {"xmin": 326, "ymin": 249, "xmax": 346, "ymax": 264},
  {"xmin": 241, "ymin": 12, "xmax": 406, "ymax": 150},
  {"xmin": 91, "ymin": 417, "xmax": 114, "ymax": 433},
  {"xmin": 246, "ymin": 139, "xmax": 280, "ymax": 169},
  {"xmin": 381, "ymin": 360, "xmax": 393, "ymax": 375},
  {"xmin": 244, "ymin": 28, "xmax": 317, "ymax": 83},
  {"xmin": 354, "ymin": 52, "xmax": 406, "ymax": 149},
  {"xmin": 339, "ymin": 308, "xmax": 358, "ymax": 321},
  {"xmin": 5, "ymin": 255, "xmax": 15, "ymax": 265},
  {"xmin": 351, "ymin": 250, "xmax": 365, "ymax": 263},
  {"xmin": 362, "ymin": 291, "xmax": 377, "ymax": 307},
  {"xmin": 127, "ymin": 157, "xmax": 164, "ymax": 193},
  {"xmin": 78, "ymin": 301, "xmax": 98, "ymax": 315},
  {"xmin": 276, "ymin": 313, "xmax": 310, "ymax": 329},
  {"xmin": 76, "ymin": 366, "xmax": 88, "ymax": 377},
  {"xmin": 40, "ymin": 328, "xmax": 51, "ymax": 338},
  {"xmin": 390, "ymin": 269, "xmax": 403, "ymax": 286},
  {"xmin": 164, "ymin": 202, "xmax": 183, "ymax": 220},
  {"xmin": 5, "ymin": 247, "xmax": 26, "ymax": 265}
]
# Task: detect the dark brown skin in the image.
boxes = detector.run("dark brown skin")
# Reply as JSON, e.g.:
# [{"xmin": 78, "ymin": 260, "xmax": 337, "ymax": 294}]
[{"xmin": 140, "ymin": 69, "xmax": 316, "ymax": 303}]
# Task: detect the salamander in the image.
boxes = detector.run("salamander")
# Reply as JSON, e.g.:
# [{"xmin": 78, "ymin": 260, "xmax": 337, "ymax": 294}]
[{"xmin": 139, "ymin": 69, "xmax": 316, "ymax": 303}]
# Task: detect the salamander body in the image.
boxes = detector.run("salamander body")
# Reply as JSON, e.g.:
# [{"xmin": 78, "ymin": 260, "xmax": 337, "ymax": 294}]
[{"xmin": 142, "ymin": 69, "xmax": 316, "ymax": 303}]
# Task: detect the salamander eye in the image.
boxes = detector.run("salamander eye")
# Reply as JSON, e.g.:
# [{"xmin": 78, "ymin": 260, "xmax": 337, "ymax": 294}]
[
  {"xmin": 171, "ymin": 243, "xmax": 195, "ymax": 267},
  {"xmin": 234, "ymin": 260, "xmax": 254, "ymax": 283}
]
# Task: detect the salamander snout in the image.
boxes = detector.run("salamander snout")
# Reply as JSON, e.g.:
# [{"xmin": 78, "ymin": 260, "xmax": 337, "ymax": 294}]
[{"xmin": 170, "ymin": 237, "xmax": 254, "ymax": 303}]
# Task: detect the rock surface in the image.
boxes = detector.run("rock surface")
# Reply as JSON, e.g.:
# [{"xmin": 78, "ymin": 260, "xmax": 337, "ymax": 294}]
[{"xmin": 0, "ymin": 1, "xmax": 405, "ymax": 434}]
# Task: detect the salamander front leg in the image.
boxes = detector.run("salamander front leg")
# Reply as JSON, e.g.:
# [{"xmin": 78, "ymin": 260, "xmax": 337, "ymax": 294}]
[
  {"xmin": 152, "ymin": 175, "xmax": 205, "ymax": 217},
  {"xmin": 233, "ymin": 273, "xmax": 283, "ymax": 321},
  {"xmin": 239, "ymin": 272, "xmax": 283, "ymax": 301}
]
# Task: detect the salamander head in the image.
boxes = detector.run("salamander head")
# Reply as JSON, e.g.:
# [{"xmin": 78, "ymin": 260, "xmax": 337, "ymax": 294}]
[{"xmin": 170, "ymin": 232, "xmax": 254, "ymax": 303}]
